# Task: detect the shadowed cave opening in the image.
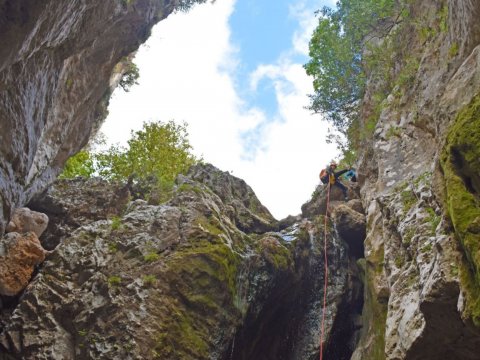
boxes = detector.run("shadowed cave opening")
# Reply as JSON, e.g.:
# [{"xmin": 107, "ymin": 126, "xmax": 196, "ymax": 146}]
[
  {"xmin": 451, "ymin": 147, "xmax": 480, "ymax": 197},
  {"xmin": 227, "ymin": 230, "xmax": 365, "ymax": 360}
]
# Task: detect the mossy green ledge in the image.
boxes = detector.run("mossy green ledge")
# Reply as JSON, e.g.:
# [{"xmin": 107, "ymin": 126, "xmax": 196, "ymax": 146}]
[{"xmin": 440, "ymin": 93, "xmax": 480, "ymax": 325}]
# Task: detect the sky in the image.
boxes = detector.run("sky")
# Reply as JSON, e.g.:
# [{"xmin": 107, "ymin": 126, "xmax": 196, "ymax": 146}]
[{"xmin": 100, "ymin": 0, "xmax": 338, "ymax": 219}]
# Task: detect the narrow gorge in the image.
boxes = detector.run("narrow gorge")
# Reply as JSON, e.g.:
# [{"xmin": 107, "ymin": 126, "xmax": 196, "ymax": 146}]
[{"xmin": 1, "ymin": 0, "xmax": 480, "ymax": 359}]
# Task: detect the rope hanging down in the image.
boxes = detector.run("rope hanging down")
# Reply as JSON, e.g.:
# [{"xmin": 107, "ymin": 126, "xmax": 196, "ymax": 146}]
[{"xmin": 319, "ymin": 183, "xmax": 331, "ymax": 360}]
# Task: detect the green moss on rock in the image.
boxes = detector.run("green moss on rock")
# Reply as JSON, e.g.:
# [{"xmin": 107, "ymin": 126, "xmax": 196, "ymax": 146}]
[
  {"xmin": 356, "ymin": 239, "xmax": 387, "ymax": 359},
  {"xmin": 441, "ymin": 94, "xmax": 480, "ymax": 325},
  {"xmin": 257, "ymin": 236, "xmax": 293, "ymax": 271},
  {"xmin": 152, "ymin": 233, "xmax": 242, "ymax": 359}
]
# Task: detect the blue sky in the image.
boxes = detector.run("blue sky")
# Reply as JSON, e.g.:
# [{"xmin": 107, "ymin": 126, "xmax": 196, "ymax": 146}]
[
  {"xmin": 230, "ymin": 0, "xmax": 296, "ymax": 116},
  {"xmin": 101, "ymin": 0, "xmax": 338, "ymax": 218},
  {"xmin": 229, "ymin": 0, "xmax": 336, "ymax": 159}
]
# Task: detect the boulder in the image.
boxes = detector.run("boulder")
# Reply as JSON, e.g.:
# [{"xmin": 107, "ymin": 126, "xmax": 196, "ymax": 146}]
[
  {"xmin": 5, "ymin": 207, "xmax": 48, "ymax": 237},
  {"xmin": 0, "ymin": 232, "xmax": 48, "ymax": 296}
]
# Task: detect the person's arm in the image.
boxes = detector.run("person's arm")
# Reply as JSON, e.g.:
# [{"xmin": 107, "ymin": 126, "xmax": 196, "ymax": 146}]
[{"xmin": 334, "ymin": 169, "xmax": 349, "ymax": 178}]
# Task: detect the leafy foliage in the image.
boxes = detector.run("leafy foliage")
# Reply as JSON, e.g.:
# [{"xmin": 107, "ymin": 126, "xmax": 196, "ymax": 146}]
[
  {"xmin": 305, "ymin": 0, "xmax": 400, "ymax": 164},
  {"xmin": 119, "ymin": 60, "xmax": 140, "ymax": 92},
  {"xmin": 60, "ymin": 121, "xmax": 198, "ymax": 194},
  {"xmin": 305, "ymin": 0, "xmax": 396, "ymax": 133},
  {"xmin": 175, "ymin": 0, "xmax": 209, "ymax": 12},
  {"xmin": 59, "ymin": 151, "xmax": 95, "ymax": 179},
  {"xmin": 97, "ymin": 121, "xmax": 196, "ymax": 183}
]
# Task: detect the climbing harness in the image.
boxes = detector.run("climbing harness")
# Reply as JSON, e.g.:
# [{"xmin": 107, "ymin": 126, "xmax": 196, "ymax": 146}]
[{"xmin": 319, "ymin": 183, "xmax": 331, "ymax": 360}]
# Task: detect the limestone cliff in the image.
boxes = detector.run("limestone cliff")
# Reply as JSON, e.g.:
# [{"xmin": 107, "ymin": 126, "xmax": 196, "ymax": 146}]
[
  {"xmin": 352, "ymin": 0, "xmax": 480, "ymax": 359},
  {"xmin": 0, "ymin": 0, "xmax": 178, "ymax": 234}
]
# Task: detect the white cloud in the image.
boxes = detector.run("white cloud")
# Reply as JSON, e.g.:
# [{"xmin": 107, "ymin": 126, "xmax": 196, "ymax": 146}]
[{"xmin": 101, "ymin": 0, "xmax": 339, "ymax": 220}]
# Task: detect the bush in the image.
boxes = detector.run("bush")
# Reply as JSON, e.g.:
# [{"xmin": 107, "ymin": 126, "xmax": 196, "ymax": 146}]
[
  {"xmin": 175, "ymin": 0, "xmax": 208, "ymax": 12},
  {"xmin": 60, "ymin": 120, "xmax": 198, "ymax": 198}
]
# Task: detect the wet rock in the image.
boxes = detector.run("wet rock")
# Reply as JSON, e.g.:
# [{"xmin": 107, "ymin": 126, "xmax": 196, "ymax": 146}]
[
  {"xmin": 5, "ymin": 208, "xmax": 48, "ymax": 237},
  {"xmin": 278, "ymin": 214, "xmax": 302, "ymax": 230},
  {"xmin": 0, "ymin": 232, "xmax": 47, "ymax": 296}
]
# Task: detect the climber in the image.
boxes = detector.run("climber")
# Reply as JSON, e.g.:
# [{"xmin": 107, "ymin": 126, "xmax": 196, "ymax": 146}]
[{"xmin": 319, "ymin": 161, "xmax": 350, "ymax": 201}]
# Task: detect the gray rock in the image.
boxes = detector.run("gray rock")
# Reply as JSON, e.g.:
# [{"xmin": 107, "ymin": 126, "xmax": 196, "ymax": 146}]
[
  {"xmin": 5, "ymin": 207, "xmax": 49, "ymax": 237},
  {"xmin": 0, "ymin": 0, "xmax": 177, "ymax": 234},
  {"xmin": 333, "ymin": 205, "xmax": 366, "ymax": 259}
]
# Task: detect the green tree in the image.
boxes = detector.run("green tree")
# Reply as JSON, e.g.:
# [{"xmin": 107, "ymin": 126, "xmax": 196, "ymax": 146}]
[
  {"xmin": 59, "ymin": 150, "xmax": 95, "ymax": 179},
  {"xmin": 304, "ymin": 0, "xmax": 397, "ymax": 135},
  {"xmin": 97, "ymin": 121, "xmax": 196, "ymax": 185},
  {"xmin": 60, "ymin": 121, "xmax": 198, "ymax": 194}
]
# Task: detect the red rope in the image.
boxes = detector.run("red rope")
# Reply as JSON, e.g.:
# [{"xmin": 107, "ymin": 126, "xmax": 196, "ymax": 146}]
[{"xmin": 319, "ymin": 183, "xmax": 331, "ymax": 360}]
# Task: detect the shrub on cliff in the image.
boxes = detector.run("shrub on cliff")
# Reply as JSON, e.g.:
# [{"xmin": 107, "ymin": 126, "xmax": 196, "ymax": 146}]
[
  {"xmin": 175, "ymin": 0, "xmax": 209, "ymax": 12},
  {"xmin": 60, "ymin": 120, "xmax": 198, "ymax": 192}
]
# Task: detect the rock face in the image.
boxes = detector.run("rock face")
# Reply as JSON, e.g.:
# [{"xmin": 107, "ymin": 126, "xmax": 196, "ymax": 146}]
[
  {"xmin": 28, "ymin": 177, "xmax": 130, "ymax": 250},
  {"xmin": 0, "ymin": 164, "xmax": 364, "ymax": 359},
  {"xmin": 0, "ymin": 0, "xmax": 177, "ymax": 234},
  {"xmin": 351, "ymin": 0, "xmax": 480, "ymax": 359}
]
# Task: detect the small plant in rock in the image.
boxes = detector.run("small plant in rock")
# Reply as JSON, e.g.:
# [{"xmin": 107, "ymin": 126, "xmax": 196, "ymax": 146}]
[
  {"xmin": 144, "ymin": 252, "xmax": 160, "ymax": 262},
  {"xmin": 421, "ymin": 243, "xmax": 433, "ymax": 253},
  {"xmin": 66, "ymin": 78, "xmax": 74, "ymax": 89},
  {"xmin": 108, "ymin": 276, "xmax": 122, "ymax": 287},
  {"xmin": 142, "ymin": 275, "xmax": 157, "ymax": 286},
  {"xmin": 78, "ymin": 329, "xmax": 88, "ymax": 337},
  {"xmin": 402, "ymin": 227, "xmax": 415, "ymax": 247},
  {"xmin": 401, "ymin": 190, "xmax": 416, "ymax": 214},
  {"xmin": 111, "ymin": 216, "xmax": 122, "ymax": 231},
  {"xmin": 386, "ymin": 126, "xmax": 402, "ymax": 139},
  {"xmin": 448, "ymin": 42, "xmax": 459, "ymax": 58},
  {"xmin": 425, "ymin": 207, "xmax": 440, "ymax": 235},
  {"xmin": 394, "ymin": 255, "xmax": 404, "ymax": 268},
  {"xmin": 120, "ymin": 0, "xmax": 134, "ymax": 6},
  {"xmin": 450, "ymin": 264, "xmax": 459, "ymax": 277},
  {"xmin": 108, "ymin": 242, "xmax": 118, "ymax": 253},
  {"xmin": 119, "ymin": 60, "xmax": 139, "ymax": 92},
  {"xmin": 438, "ymin": 5, "xmax": 448, "ymax": 33}
]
